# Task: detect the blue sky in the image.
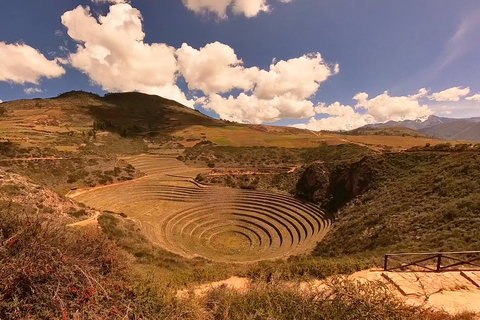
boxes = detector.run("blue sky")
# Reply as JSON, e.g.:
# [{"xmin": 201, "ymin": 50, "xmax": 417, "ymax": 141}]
[{"xmin": 1, "ymin": 0, "xmax": 480, "ymax": 130}]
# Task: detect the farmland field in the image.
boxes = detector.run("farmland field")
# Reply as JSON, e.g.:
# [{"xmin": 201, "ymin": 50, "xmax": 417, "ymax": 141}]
[
  {"xmin": 70, "ymin": 154, "xmax": 332, "ymax": 262},
  {"xmin": 172, "ymin": 125, "xmax": 462, "ymax": 151}
]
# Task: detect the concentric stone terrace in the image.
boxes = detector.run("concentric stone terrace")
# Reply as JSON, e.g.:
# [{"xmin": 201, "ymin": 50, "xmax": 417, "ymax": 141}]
[
  {"xmin": 70, "ymin": 155, "xmax": 332, "ymax": 262},
  {"xmin": 154, "ymin": 186, "xmax": 330, "ymax": 261}
]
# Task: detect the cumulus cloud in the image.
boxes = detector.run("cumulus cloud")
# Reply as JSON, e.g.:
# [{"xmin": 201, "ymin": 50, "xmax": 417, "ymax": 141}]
[
  {"xmin": 429, "ymin": 86, "xmax": 470, "ymax": 102},
  {"xmin": 203, "ymin": 93, "xmax": 315, "ymax": 124},
  {"xmin": 91, "ymin": 0, "xmax": 128, "ymax": 3},
  {"xmin": 0, "ymin": 42, "xmax": 65, "ymax": 84},
  {"xmin": 61, "ymin": 4, "xmax": 193, "ymax": 107},
  {"xmin": 292, "ymin": 89, "xmax": 433, "ymax": 131},
  {"xmin": 61, "ymin": 1, "xmax": 450, "ymax": 130},
  {"xmin": 62, "ymin": 2, "xmax": 335, "ymax": 117},
  {"xmin": 178, "ymin": 43, "xmax": 335, "ymax": 98},
  {"xmin": 293, "ymin": 102, "xmax": 374, "ymax": 131},
  {"xmin": 254, "ymin": 54, "xmax": 337, "ymax": 100},
  {"xmin": 466, "ymin": 93, "xmax": 480, "ymax": 102},
  {"xmin": 177, "ymin": 42, "xmax": 258, "ymax": 94},
  {"xmin": 188, "ymin": 52, "xmax": 337, "ymax": 123},
  {"xmin": 354, "ymin": 89, "xmax": 431, "ymax": 123},
  {"xmin": 59, "ymin": 1, "xmax": 341, "ymax": 123},
  {"xmin": 183, "ymin": 0, "xmax": 271, "ymax": 18},
  {"xmin": 24, "ymin": 87, "xmax": 43, "ymax": 95}
]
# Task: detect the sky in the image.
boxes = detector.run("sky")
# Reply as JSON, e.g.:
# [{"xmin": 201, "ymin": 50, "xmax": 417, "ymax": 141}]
[{"xmin": 1, "ymin": 0, "xmax": 480, "ymax": 130}]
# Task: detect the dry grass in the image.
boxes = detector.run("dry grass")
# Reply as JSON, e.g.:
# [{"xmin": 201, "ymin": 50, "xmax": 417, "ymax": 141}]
[
  {"xmin": 174, "ymin": 125, "xmax": 344, "ymax": 148},
  {"xmin": 174, "ymin": 125, "xmax": 452, "ymax": 150},
  {"xmin": 173, "ymin": 278, "xmax": 476, "ymax": 320},
  {"xmin": 340, "ymin": 135, "xmax": 464, "ymax": 150}
]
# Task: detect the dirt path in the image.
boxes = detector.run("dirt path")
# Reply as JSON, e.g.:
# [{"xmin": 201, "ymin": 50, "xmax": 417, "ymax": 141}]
[
  {"xmin": 338, "ymin": 137, "xmax": 383, "ymax": 153},
  {"xmin": 0, "ymin": 157, "xmax": 64, "ymax": 161},
  {"xmin": 0, "ymin": 156, "xmax": 107, "ymax": 162},
  {"xmin": 308, "ymin": 130, "xmax": 383, "ymax": 153},
  {"xmin": 67, "ymin": 211, "xmax": 100, "ymax": 227},
  {"xmin": 177, "ymin": 270, "xmax": 480, "ymax": 316},
  {"xmin": 207, "ymin": 167, "xmax": 296, "ymax": 176},
  {"xmin": 66, "ymin": 175, "xmax": 151, "ymax": 198}
]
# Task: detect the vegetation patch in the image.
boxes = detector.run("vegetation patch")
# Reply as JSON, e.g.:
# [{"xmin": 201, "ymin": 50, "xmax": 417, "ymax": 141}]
[{"xmin": 315, "ymin": 152, "xmax": 480, "ymax": 256}]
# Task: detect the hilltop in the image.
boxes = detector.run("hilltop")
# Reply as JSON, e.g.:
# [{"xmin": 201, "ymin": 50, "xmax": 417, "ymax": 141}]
[{"xmin": 0, "ymin": 91, "xmax": 221, "ymax": 148}]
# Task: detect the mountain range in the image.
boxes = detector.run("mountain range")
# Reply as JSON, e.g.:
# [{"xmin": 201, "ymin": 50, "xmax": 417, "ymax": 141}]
[{"xmin": 363, "ymin": 115, "xmax": 480, "ymax": 142}]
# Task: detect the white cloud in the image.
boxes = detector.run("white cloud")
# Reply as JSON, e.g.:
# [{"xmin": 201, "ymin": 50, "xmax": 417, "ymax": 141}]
[
  {"xmin": 177, "ymin": 42, "xmax": 337, "ymax": 123},
  {"xmin": 293, "ymin": 102, "xmax": 374, "ymax": 131},
  {"xmin": 61, "ymin": 2, "xmax": 456, "ymax": 130},
  {"xmin": 177, "ymin": 42, "xmax": 258, "ymax": 94},
  {"xmin": 354, "ymin": 89, "xmax": 431, "ymax": 123},
  {"xmin": 429, "ymin": 86, "xmax": 470, "ymax": 102},
  {"xmin": 291, "ymin": 89, "xmax": 433, "ymax": 131},
  {"xmin": 24, "ymin": 87, "xmax": 43, "ymax": 95},
  {"xmin": 183, "ymin": 0, "xmax": 291, "ymax": 18},
  {"xmin": 92, "ymin": 0, "xmax": 128, "ymax": 3},
  {"xmin": 466, "ymin": 93, "xmax": 480, "ymax": 102},
  {"xmin": 0, "ymin": 42, "xmax": 65, "ymax": 84},
  {"xmin": 178, "ymin": 44, "xmax": 335, "ymax": 100},
  {"xmin": 61, "ymin": 4, "xmax": 193, "ymax": 107},
  {"xmin": 254, "ymin": 53, "xmax": 338, "ymax": 100},
  {"xmin": 202, "ymin": 93, "xmax": 314, "ymax": 124},
  {"xmin": 61, "ymin": 2, "xmax": 338, "ymax": 122}
]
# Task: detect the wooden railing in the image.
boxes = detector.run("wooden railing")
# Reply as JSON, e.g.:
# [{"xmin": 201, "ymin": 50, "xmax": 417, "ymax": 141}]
[{"xmin": 384, "ymin": 251, "xmax": 480, "ymax": 272}]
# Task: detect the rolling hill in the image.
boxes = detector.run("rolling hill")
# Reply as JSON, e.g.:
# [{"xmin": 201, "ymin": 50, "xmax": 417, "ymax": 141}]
[{"xmin": 0, "ymin": 91, "xmax": 458, "ymax": 152}]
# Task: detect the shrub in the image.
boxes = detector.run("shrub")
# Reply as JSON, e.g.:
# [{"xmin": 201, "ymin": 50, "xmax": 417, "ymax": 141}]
[{"xmin": 0, "ymin": 202, "xmax": 134, "ymax": 319}]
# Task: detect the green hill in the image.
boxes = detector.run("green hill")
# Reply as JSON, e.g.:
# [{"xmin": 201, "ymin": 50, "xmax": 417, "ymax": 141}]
[{"xmin": 313, "ymin": 151, "xmax": 480, "ymax": 256}]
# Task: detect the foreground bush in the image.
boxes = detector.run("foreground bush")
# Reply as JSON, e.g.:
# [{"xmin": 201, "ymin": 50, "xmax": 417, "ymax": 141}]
[{"xmin": 0, "ymin": 201, "xmax": 151, "ymax": 319}]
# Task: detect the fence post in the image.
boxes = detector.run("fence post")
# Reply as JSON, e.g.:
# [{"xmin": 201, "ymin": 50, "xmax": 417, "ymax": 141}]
[
  {"xmin": 436, "ymin": 254, "xmax": 442, "ymax": 272},
  {"xmin": 384, "ymin": 255, "xmax": 388, "ymax": 271}
]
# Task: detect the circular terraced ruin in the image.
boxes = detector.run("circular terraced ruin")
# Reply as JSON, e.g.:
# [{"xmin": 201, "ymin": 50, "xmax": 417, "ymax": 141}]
[
  {"xmin": 147, "ymin": 185, "xmax": 332, "ymax": 262},
  {"xmin": 70, "ymin": 155, "xmax": 332, "ymax": 262}
]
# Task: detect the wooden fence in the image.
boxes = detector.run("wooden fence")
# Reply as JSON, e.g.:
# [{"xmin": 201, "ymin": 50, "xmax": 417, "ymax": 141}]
[{"xmin": 384, "ymin": 251, "xmax": 480, "ymax": 272}]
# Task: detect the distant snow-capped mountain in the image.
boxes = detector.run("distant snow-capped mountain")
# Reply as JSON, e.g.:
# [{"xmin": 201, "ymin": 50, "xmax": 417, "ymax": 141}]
[{"xmin": 363, "ymin": 115, "xmax": 480, "ymax": 142}]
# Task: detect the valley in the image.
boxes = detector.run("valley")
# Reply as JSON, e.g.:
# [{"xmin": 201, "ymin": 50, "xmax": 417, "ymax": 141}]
[{"xmin": 1, "ymin": 92, "xmax": 479, "ymax": 319}]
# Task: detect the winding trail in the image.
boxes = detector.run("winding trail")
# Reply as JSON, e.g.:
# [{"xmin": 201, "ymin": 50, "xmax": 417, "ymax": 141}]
[{"xmin": 67, "ymin": 211, "xmax": 100, "ymax": 227}]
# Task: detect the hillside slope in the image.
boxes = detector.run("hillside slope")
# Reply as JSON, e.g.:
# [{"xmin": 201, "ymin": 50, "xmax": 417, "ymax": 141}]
[
  {"xmin": 420, "ymin": 121, "xmax": 480, "ymax": 141},
  {"xmin": 0, "ymin": 91, "xmax": 222, "ymax": 143},
  {"xmin": 346, "ymin": 126, "xmax": 426, "ymax": 138},
  {"xmin": 313, "ymin": 151, "xmax": 480, "ymax": 256}
]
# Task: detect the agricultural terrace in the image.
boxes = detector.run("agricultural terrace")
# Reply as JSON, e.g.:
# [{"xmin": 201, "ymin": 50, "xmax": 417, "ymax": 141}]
[{"xmin": 70, "ymin": 155, "xmax": 332, "ymax": 262}]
